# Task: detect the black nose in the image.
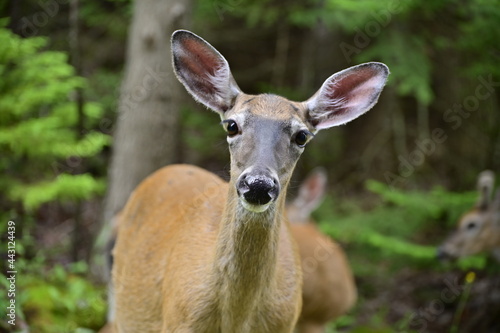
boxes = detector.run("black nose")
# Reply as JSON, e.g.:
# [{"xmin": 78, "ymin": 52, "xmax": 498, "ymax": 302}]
[
  {"xmin": 436, "ymin": 247, "xmax": 450, "ymax": 261},
  {"xmin": 237, "ymin": 173, "xmax": 279, "ymax": 206}
]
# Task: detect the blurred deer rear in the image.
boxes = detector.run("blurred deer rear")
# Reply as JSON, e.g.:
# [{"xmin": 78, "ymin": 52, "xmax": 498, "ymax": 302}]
[{"xmin": 289, "ymin": 169, "xmax": 357, "ymax": 333}]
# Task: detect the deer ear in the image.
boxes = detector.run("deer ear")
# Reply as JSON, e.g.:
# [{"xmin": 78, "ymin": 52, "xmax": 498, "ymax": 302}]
[
  {"xmin": 305, "ymin": 62, "xmax": 389, "ymax": 130},
  {"xmin": 171, "ymin": 30, "xmax": 242, "ymax": 114},
  {"xmin": 291, "ymin": 168, "xmax": 328, "ymax": 218},
  {"xmin": 476, "ymin": 170, "xmax": 495, "ymax": 211}
]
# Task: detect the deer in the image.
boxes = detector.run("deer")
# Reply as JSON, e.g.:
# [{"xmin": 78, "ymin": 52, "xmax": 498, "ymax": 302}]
[
  {"xmin": 111, "ymin": 29, "xmax": 388, "ymax": 333},
  {"xmin": 99, "ymin": 170, "xmax": 356, "ymax": 333},
  {"xmin": 437, "ymin": 170, "xmax": 500, "ymax": 262},
  {"xmin": 288, "ymin": 169, "xmax": 357, "ymax": 333}
]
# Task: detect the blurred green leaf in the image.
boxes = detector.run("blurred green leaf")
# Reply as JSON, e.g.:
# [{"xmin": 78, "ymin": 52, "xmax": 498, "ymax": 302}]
[{"xmin": 0, "ymin": 22, "xmax": 108, "ymax": 211}]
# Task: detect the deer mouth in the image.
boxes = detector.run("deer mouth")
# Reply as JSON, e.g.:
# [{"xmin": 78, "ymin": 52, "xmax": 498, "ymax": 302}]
[{"xmin": 436, "ymin": 246, "xmax": 459, "ymax": 262}]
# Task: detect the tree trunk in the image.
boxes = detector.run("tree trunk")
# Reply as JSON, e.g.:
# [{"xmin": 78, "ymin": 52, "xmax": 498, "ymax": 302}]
[{"xmin": 93, "ymin": 0, "xmax": 191, "ymax": 280}]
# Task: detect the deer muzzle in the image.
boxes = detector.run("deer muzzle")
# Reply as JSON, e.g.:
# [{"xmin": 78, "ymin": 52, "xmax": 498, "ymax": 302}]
[{"xmin": 236, "ymin": 170, "xmax": 280, "ymax": 212}]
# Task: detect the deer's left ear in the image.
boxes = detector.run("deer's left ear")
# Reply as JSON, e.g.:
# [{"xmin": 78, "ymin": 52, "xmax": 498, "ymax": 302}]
[{"xmin": 305, "ymin": 62, "xmax": 389, "ymax": 130}]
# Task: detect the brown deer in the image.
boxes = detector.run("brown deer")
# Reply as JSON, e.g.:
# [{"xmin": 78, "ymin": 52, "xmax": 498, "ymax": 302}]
[
  {"xmin": 111, "ymin": 30, "xmax": 388, "ymax": 333},
  {"xmin": 289, "ymin": 169, "xmax": 357, "ymax": 333},
  {"xmin": 99, "ymin": 170, "xmax": 356, "ymax": 333},
  {"xmin": 437, "ymin": 170, "xmax": 500, "ymax": 261}
]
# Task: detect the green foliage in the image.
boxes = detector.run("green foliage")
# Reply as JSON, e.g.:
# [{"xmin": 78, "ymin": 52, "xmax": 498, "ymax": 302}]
[
  {"xmin": 80, "ymin": 0, "xmax": 132, "ymax": 36},
  {"xmin": 365, "ymin": 180, "xmax": 477, "ymax": 228},
  {"xmin": 316, "ymin": 180, "xmax": 486, "ymax": 275},
  {"xmin": 0, "ymin": 22, "xmax": 108, "ymax": 212},
  {"xmin": 359, "ymin": 32, "xmax": 434, "ymax": 106},
  {"xmin": 180, "ymin": 105, "xmax": 229, "ymax": 165},
  {"xmin": 8, "ymin": 174, "xmax": 106, "ymax": 211},
  {"xmin": 291, "ymin": 0, "xmax": 414, "ymax": 30},
  {"xmin": 314, "ymin": 0, "xmax": 433, "ymax": 106},
  {"xmin": 85, "ymin": 69, "xmax": 122, "ymax": 122},
  {"xmin": 323, "ymin": 0, "xmax": 500, "ymax": 105},
  {"xmin": 181, "ymin": 106, "xmax": 224, "ymax": 153},
  {"xmin": 0, "ymin": 257, "xmax": 106, "ymax": 333},
  {"xmin": 327, "ymin": 313, "xmax": 356, "ymax": 332},
  {"xmin": 456, "ymin": 0, "xmax": 500, "ymax": 78},
  {"xmin": 312, "ymin": 180, "xmax": 489, "ymax": 332},
  {"xmin": 196, "ymin": 0, "xmax": 500, "ymax": 108},
  {"xmin": 195, "ymin": 0, "xmax": 280, "ymax": 27}
]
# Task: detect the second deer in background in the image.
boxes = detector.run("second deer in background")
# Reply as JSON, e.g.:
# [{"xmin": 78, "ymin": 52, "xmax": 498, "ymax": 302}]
[
  {"xmin": 437, "ymin": 170, "xmax": 500, "ymax": 261},
  {"xmin": 289, "ymin": 169, "xmax": 357, "ymax": 333}
]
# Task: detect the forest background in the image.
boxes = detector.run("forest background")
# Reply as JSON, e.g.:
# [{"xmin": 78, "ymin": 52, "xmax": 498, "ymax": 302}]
[{"xmin": 1, "ymin": 0, "xmax": 500, "ymax": 332}]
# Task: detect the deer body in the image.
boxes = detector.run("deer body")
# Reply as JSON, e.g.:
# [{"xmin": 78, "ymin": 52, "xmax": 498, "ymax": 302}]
[
  {"xmin": 288, "ymin": 170, "xmax": 356, "ymax": 333},
  {"xmin": 113, "ymin": 164, "xmax": 301, "ymax": 332},
  {"xmin": 292, "ymin": 224, "xmax": 356, "ymax": 333},
  {"xmin": 112, "ymin": 30, "xmax": 388, "ymax": 332}
]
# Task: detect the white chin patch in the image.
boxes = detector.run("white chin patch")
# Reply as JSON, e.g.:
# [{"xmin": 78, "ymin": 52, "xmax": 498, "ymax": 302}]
[{"xmin": 241, "ymin": 200, "xmax": 271, "ymax": 213}]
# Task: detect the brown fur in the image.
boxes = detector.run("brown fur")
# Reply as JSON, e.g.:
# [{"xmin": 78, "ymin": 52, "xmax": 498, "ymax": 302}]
[
  {"xmin": 438, "ymin": 208, "xmax": 500, "ymax": 259},
  {"xmin": 288, "ymin": 170, "xmax": 356, "ymax": 333},
  {"xmin": 291, "ymin": 223, "xmax": 356, "ymax": 332},
  {"xmin": 438, "ymin": 170, "xmax": 500, "ymax": 260},
  {"xmin": 100, "ymin": 171, "xmax": 356, "ymax": 333},
  {"xmin": 112, "ymin": 165, "xmax": 302, "ymax": 332},
  {"xmin": 97, "ymin": 323, "xmax": 113, "ymax": 333}
]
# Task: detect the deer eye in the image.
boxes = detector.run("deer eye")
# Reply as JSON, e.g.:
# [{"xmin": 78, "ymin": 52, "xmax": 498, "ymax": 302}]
[
  {"xmin": 466, "ymin": 221, "xmax": 477, "ymax": 230},
  {"xmin": 294, "ymin": 130, "xmax": 313, "ymax": 147},
  {"xmin": 222, "ymin": 120, "xmax": 239, "ymax": 136}
]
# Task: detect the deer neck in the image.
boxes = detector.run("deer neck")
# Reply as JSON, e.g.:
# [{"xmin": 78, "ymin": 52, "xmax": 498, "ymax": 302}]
[{"xmin": 212, "ymin": 183, "xmax": 287, "ymax": 325}]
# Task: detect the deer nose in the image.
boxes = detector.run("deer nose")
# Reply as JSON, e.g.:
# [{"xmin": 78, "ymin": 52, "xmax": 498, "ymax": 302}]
[
  {"xmin": 237, "ymin": 172, "xmax": 280, "ymax": 206},
  {"xmin": 436, "ymin": 247, "xmax": 451, "ymax": 262}
]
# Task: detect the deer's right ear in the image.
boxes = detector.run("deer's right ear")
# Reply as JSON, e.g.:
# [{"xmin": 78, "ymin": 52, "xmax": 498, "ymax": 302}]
[
  {"xmin": 171, "ymin": 30, "xmax": 242, "ymax": 114},
  {"xmin": 476, "ymin": 170, "xmax": 495, "ymax": 211}
]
